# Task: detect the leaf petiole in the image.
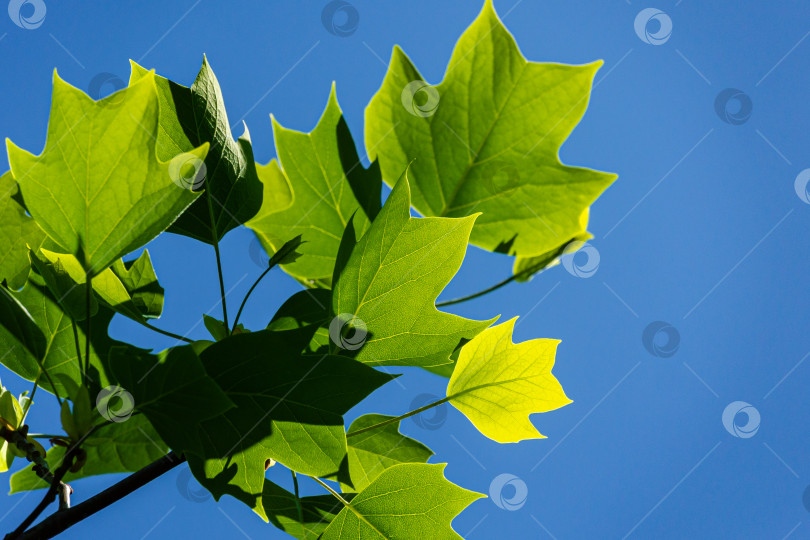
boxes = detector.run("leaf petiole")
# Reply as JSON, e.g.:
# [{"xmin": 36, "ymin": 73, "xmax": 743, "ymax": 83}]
[{"xmin": 346, "ymin": 396, "xmax": 452, "ymax": 438}]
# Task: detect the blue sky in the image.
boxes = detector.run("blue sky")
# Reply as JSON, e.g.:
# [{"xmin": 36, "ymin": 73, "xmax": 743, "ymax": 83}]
[{"xmin": 2, "ymin": 1, "xmax": 810, "ymax": 538}]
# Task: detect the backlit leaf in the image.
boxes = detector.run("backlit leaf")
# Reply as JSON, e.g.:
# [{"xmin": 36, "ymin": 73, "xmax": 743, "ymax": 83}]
[{"xmin": 0, "ymin": 172, "xmax": 46, "ymax": 290}]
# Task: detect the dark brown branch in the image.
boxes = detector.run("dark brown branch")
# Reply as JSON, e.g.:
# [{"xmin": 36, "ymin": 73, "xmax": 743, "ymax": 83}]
[{"xmin": 8, "ymin": 452, "xmax": 185, "ymax": 540}]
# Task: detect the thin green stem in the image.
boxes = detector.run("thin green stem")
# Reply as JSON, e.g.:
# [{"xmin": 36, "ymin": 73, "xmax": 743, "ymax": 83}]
[
  {"xmin": 20, "ymin": 375, "xmax": 39, "ymax": 424},
  {"xmin": 27, "ymin": 434, "xmax": 67, "ymax": 440},
  {"xmin": 204, "ymin": 187, "xmax": 229, "ymax": 334},
  {"xmin": 70, "ymin": 320, "xmax": 82, "ymax": 375},
  {"xmin": 137, "ymin": 320, "xmax": 194, "ymax": 344},
  {"xmin": 231, "ymin": 265, "xmax": 273, "ymax": 332},
  {"xmin": 34, "ymin": 360, "xmax": 62, "ymax": 407},
  {"xmin": 311, "ymin": 477, "xmax": 350, "ymax": 507},
  {"xmin": 291, "ymin": 470, "xmax": 304, "ymax": 526},
  {"xmin": 347, "ymin": 396, "xmax": 452, "ymax": 438}
]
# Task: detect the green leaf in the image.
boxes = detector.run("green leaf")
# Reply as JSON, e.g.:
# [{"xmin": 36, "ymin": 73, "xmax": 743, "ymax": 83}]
[
  {"xmin": 186, "ymin": 328, "xmax": 393, "ymax": 521},
  {"xmin": 33, "ymin": 247, "xmax": 162, "ymax": 323},
  {"xmin": 6, "ymin": 70, "xmax": 207, "ymax": 276},
  {"xmin": 129, "ymin": 57, "xmax": 264, "ymax": 243},
  {"xmin": 0, "ymin": 284, "xmax": 47, "ymax": 378},
  {"xmin": 247, "ymin": 85, "xmax": 382, "ymax": 287},
  {"xmin": 343, "ymin": 414, "xmax": 433, "ymax": 493},
  {"xmin": 0, "ymin": 172, "xmax": 46, "ymax": 290},
  {"xmin": 321, "ymin": 463, "xmax": 482, "ymax": 539},
  {"xmin": 109, "ymin": 250, "xmax": 164, "ymax": 318},
  {"xmin": 10, "ymin": 415, "xmax": 168, "ymax": 492},
  {"xmin": 202, "ymin": 314, "xmax": 229, "ymax": 341},
  {"xmin": 512, "ymin": 211, "xmax": 591, "ymax": 282},
  {"xmin": 266, "ymin": 289, "xmax": 331, "ymax": 354},
  {"xmin": 267, "ymin": 234, "xmax": 305, "ymax": 268},
  {"xmin": 263, "ymin": 480, "xmax": 348, "ymax": 540},
  {"xmin": 333, "ymin": 171, "xmax": 494, "ymax": 367},
  {"xmin": 104, "ymin": 344, "xmax": 234, "ymax": 456},
  {"xmin": 446, "ymin": 317, "xmax": 571, "ymax": 443},
  {"xmin": 365, "ymin": 0, "xmax": 615, "ymax": 263}
]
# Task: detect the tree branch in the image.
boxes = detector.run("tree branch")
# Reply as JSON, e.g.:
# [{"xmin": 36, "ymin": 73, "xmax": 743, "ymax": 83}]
[{"xmin": 7, "ymin": 452, "xmax": 185, "ymax": 540}]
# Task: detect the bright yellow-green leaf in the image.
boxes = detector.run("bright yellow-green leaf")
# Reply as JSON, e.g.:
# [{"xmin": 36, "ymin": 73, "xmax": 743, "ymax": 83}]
[
  {"xmin": 365, "ymin": 0, "xmax": 615, "ymax": 272},
  {"xmin": 6, "ymin": 70, "xmax": 207, "ymax": 276},
  {"xmin": 447, "ymin": 317, "xmax": 571, "ymax": 443}
]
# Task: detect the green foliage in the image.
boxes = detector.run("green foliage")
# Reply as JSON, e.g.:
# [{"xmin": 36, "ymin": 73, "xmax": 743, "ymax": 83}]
[{"xmin": 0, "ymin": 2, "xmax": 614, "ymax": 538}]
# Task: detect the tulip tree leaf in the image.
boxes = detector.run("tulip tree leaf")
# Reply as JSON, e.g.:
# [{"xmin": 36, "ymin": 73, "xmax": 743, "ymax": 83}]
[
  {"xmin": 343, "ymin": 414, "xmax": 433, "ymax": 493},
  {"xmin": 9, "ymin": 415, "xmax": 168, "ymax": 493},
  {"xmin": 186, "ymin": 328, "xmax": 393, "ymax": 521},
  {"xmin": 333, "ymin": 172, "xmax": 494, "ymax": 367},
  {"xmin": 447, "ymin": 317, "xmax": 571, "ymax": 443},
  {"xmin": 129, "ymin": 57, "xmax": 264, "ymax": 243},
  {"xmin": 263, "ymin": 480, "xmax": 349, "ymax": 540},
  {"xmin": 109, "ymin": 250, "xmax": 164, "ymax": 318},
  {"xmin": 247, "ymin": 86, "xmax": 382, "ymax": 288},
  {"xmin": 266, "ymin": 289, "xmax": 331, "ymax": 354},
  {"xmin": 321, "ymin": 463, "xmax": 482, "ymax": 540},
  {"xmin": 365, "ymin": 0, "xmax": 615, "ymax": 266},
  {"xmin": 0, "ymin": 172, "xmax": 46, "ymax": 290},
  {"xmin": 6, "ymin": 70, "xmax": 207, "ymax": 276}
]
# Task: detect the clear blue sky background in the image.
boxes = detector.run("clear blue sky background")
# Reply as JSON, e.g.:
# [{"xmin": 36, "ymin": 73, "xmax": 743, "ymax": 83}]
[{"xmin": 1, "ymin": 1, "xmax": 809, "ymax": 538}]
